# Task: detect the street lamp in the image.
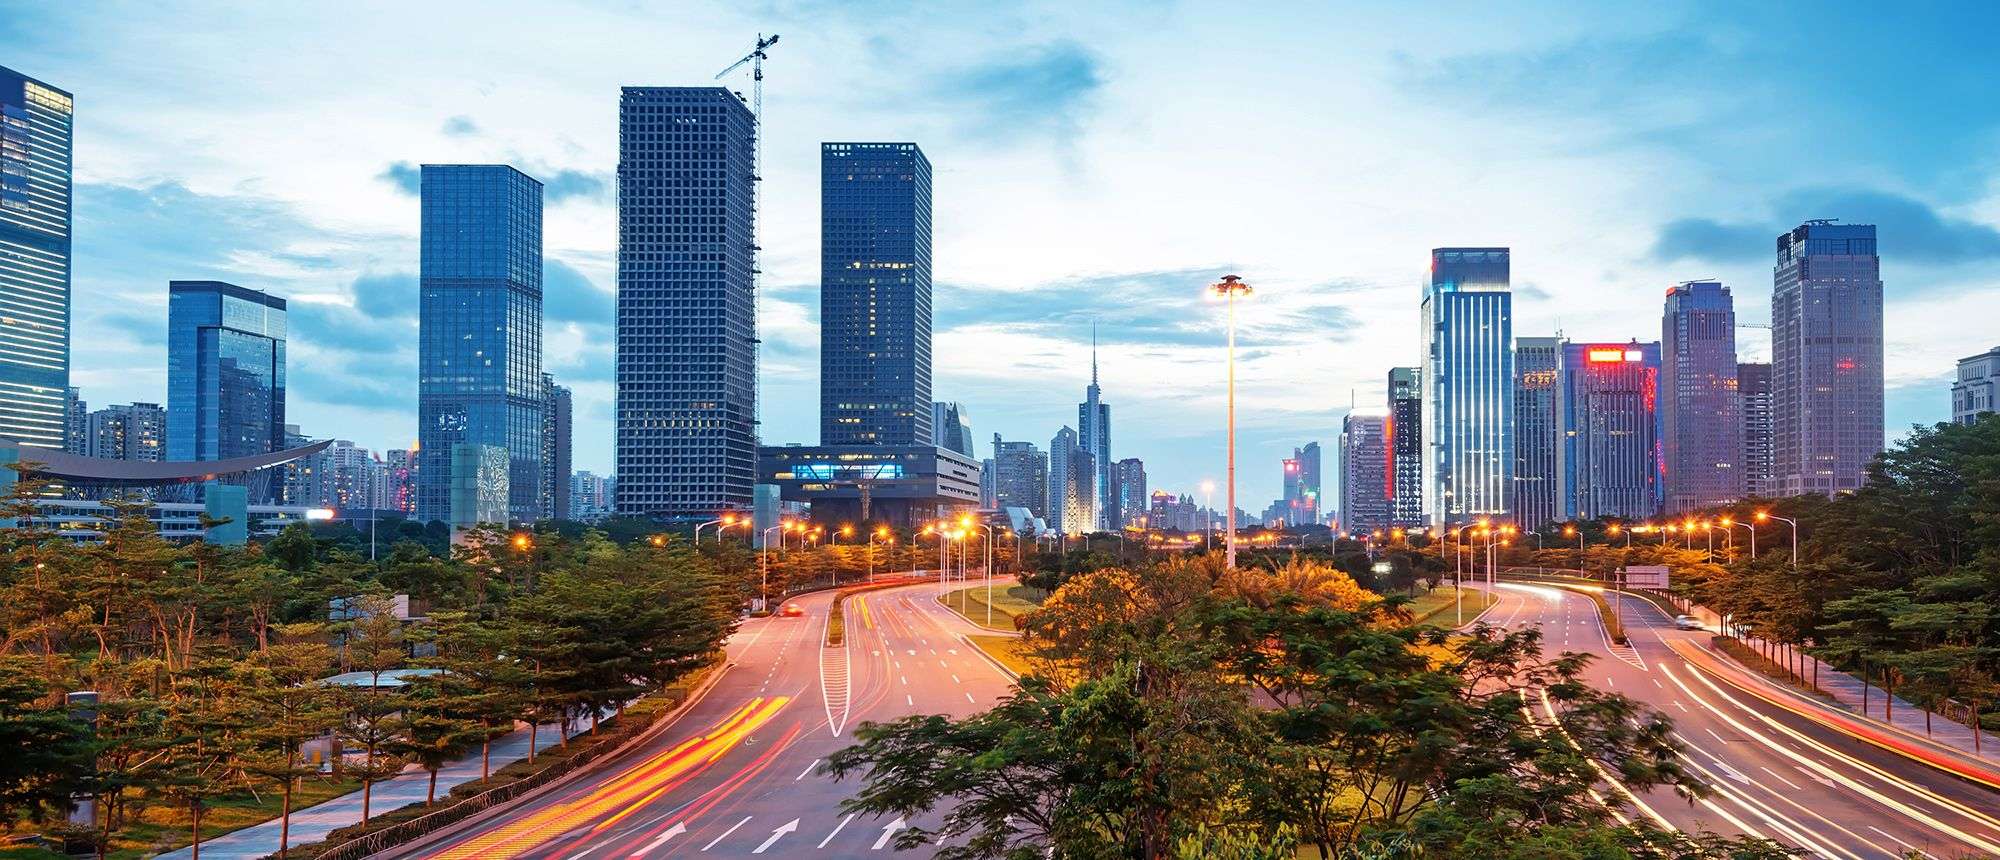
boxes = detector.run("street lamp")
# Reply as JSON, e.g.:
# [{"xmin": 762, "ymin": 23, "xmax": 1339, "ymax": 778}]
[
  {"xmin": 837, "ymin": 524, "xmax": 854, "ymax": 545},
  {"xmin": 1209, "ymin": 274, "xmax": 1253, "ymax": 568},
  {"xmin": 1524, "ymin": 530, "xmax": 1544, "ymax": 575},
  {"xmin": 695, "ymin": 513, "xmax": 739, "ymax": 544},
  {"xmin": 973, "ymin": 522, "xmax": 998, "ymax": 627},
  {"xmin": 1200, "ymin": 480, "xmax": 1216, "ymax": 553},
  {"xmin": 1563, "ymin": 524, "xmax": 1583, "ymax": 579},
  {"xmin": 868, "ymin": 526, "xmax": 889, "ymax": 581},
  {"xmin": 1755, "ymin": 511, "xmax": 1798, "ymax": 570},
  {"xmin": 1723, "ymin": 516, "xmax": 1754, "ymax": 558},
  {"xmin": 759, "ymin": 521, "xmax": 792, "ymax": 611}
]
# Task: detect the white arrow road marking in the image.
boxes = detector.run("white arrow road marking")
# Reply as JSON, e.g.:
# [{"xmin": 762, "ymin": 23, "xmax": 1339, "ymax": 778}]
[
  {"xmin": 630, "ymin": 821, "xmax": 687, "ymax": 857},
  {"xmin": 1792, "ymin": 765, "xmax": 1837, "ymax": 788},
  {"xmin": 702, "ymin": 816, "xmax": 751, "ymax": 851},
  {"xmin": 873, "ymin": 817, "xmax": 908, "ymax": 850},
  {"xmin": 818, "ymin": 813, "xmax": 856, "ymax": 848},
  {"xmin": 753, "ymin": 819, "xmax": 799, "ymax": 854}
]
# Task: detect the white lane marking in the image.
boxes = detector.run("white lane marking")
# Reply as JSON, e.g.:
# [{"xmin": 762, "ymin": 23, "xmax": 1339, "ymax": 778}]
[
  {"xmin": 1868, "ymin": 825, "xmax": 1937, "ymax": 859},
  {"xmin": 951, "ymin": 674, "xmax": 961, "ymax": 684},
  {"xmin": 1705, "ymin": 727, "xmax": 1731, "ymax": 745},
  {"xmin": 965, "ymin": 692, "xmax": 976, "ymax": 703},
  {"xmin": 753, "ymin": 818, "xmax": 800, "ymax": 854},
  {"xmin": 1672, "ymin": 700, "xmax": 1688, "ymax": 712},
  {"xmin": 1604, "ymin": 677, "xmax": 1615, "ymax": 687},
  {"xmin": 818, "ymin": 813, "xmax": 856, "ymax": 848},
  {"xmin": 1759, "ymin": 766, "xmax": 1802, "ymax": 790},
  {"xmin": 873, "ymin": 816, "xmax": 908, "ymax": 850},
  {"xmin": 939, "ymin": 660, "xmax": 948, "ymax": 668},
  {"xmin": 948, "ymin": 648, "xmax": 958, "ymax": 654},
  {"xmin": 795, "ymin": 759, "xmax": 819, "ymax": 781},
  {"xmin": 900, "ymin": 675, "xmax": 908, "ymax": 685},
  {"xmin": 907, "ymin": 649, "xmax": 916, "ymax": 656},
  {"xmin": 630, "ymin": 821, "xmax": 688, "ymax": 856},
  {"xmin": 1652, "ymin": 678, "xmax": 1664, "ymax": 688},
  {"xmin": 906, "ymin": 694, "xmax": 913, "ymax": 705},
  {"xmin": 701, "ymin": 816, "xmax": 752, "ymax": 851}
]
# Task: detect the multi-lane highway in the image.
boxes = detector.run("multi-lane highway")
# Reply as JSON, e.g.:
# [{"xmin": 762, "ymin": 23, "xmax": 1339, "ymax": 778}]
[
  {"xmin": 381, "ymin": 577, "xmax": 1015, "ymax": 859},
  {"xmin": 1484, "ymin": 581, "xmax": 2000, "ymax": 859}
]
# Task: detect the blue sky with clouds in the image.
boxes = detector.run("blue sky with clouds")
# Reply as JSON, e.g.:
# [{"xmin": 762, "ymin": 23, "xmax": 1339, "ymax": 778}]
[{"xmin": 7, "ymin": 0, "xmax": 1999, "ymax": 509}]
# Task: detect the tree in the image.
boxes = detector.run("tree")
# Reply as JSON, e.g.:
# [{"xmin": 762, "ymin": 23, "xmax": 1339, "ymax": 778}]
[
  {"xmin": 0, "ymin": 657, "xmax": 92, "ymax": 825},
  {"xmin": 389, "ymin": 675, "xmax": 482, "ymax": 804},
  {"xmin": 240, "ymin": 623, "xmax": 337, "ymax": 860}
]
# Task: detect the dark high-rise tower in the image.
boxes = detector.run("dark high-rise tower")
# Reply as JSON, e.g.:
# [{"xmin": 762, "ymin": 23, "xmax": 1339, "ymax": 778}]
[
  {"xmin": 616, "ymin": 87, "xmax": 758, "ymax": 518},
  {"xmin": 167, "ymin": 281, "xmax": 286, "ymax": 463},
  {"xmin": 1661, "ymin": 280, "xmax": 1742, "ymax": 512},
  {"xmin": 1386, "ymin": 367, "xmax": 1423, "ymax": 526},
  {"xmin": 1772, "ymin": 222, "xmax": 1883, "ymax": 497},
  {"xmin": 1738, "ymin": 362, "xmax": 1774, "ymax": 497},
  {"xmin": 1338, "ymin": 413, "xmax": 1390, "ymax": 536},
  {"xmin": 416, "ymin": 165, "xmax": 544, "ymax": 524},
  {"xmin": 821, "ymin": 142, "xmax": 932, "ymax": 446},
  {"xmin": 0, "ymin": 67, "xmax": 72, "ymax": 449},
  {"xmin": 1557, "ymin": 341, "xmax": 1664, "ymax": 520},
  {"xmin": 1512, "ymin": 337, "xmax": 1560, "ymax": 529},
  {"xmin": 1078, "ymin": 329, "xmax": 1112, "ymax": 530},
  {"xmin": 1422, "ymin": 248, "xmax": 1513, "ymax": 527}
]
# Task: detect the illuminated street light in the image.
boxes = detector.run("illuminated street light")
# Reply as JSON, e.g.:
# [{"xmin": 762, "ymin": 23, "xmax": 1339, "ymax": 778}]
[
  {"xmin": 1756, "ymin": 510, "xmax": 1798, "ymax": 571},
  {"xmin": 1209, "ymin": 274, "xmax": 1253, "ymax": 567}
]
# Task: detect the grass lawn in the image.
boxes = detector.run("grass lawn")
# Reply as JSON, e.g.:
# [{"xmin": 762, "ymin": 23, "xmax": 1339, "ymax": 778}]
[
  {"xmin": 967, "ymin": 634, "xmax": 1035, "ymax": 678},
  {"xmin": 8, "ymin": 774, "xmax": 364, "ymax": 860},
  {"xmin": 942, "ymin": 583, "xmax": 1042, "ymax": 631},
  {"xmin": 1403, "ymin": 586, "xmax": 1499, "ymax": 628}
]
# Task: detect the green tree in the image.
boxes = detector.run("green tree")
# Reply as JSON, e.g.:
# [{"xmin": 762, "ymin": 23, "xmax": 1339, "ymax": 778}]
[
  {"xmin": 0, "ymin": 657, "xmax": 92, "ymax": 826},
  {"xmin": 239, "ymin": 623, "xmax": 338, "ymax": 859}
]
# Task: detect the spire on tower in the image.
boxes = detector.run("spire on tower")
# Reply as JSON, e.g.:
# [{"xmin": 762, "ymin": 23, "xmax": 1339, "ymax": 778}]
[{"xmin": 1091, "ymin": 321, "xmax": 1099, "ymax": 385}]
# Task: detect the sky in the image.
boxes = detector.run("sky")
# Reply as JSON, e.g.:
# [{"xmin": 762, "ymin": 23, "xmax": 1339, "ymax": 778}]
[{"xmin": 7, "ymin": 0, "xmax": 2000, "ymax": 511}]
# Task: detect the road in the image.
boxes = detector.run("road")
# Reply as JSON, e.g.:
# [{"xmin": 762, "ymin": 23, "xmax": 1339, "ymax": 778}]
[
  {"xmin": 1483, "ymin": 581, "xmax": 2000, "ymax": 859},
  {"xmin": 381, "ymin": 577, "xmax": 1016, "ymax": 859}
]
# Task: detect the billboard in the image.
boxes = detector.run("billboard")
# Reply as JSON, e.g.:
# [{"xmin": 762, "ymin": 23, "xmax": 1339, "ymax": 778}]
[{"xmin": 1622, "ymin": 564, "xmax": 1669, "ymax": 589}]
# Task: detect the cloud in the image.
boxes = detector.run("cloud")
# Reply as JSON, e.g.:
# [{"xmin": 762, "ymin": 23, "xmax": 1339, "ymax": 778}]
[
  {"xmin": 541, "ymin": 169, "xmax": 608, "ymax": 202},
  {"xmin": 378, "ymin": 161, "xmax": 421, "ymax": 195},
  {"xmin": 937, "ymin": 40, "xmax": 1103, "ymax": 142},
  {"xmin": 544, "ymin": 259, "xmax": 613, "ymax": 325},
  {"xmin": 350, "ymin": 272, "xmax": 417, "ymax": 320},
  {"xmin": 97, "ymin": 310, "xmax": 166, "ymax": 347},
  {"xmin": 290, "ymin": 299, "xmax": 416, "ymax": 354},
  {"xmin": 442, "ymin": 115, "xmax": 479, "ymax": 136},
  {"xmin": 936, "ymin": 267, "xmax": 1358, "ymax": 349},
  {"xmin": 1652, "ymin": 188, "xmax": 2000, "ymax": 265}
]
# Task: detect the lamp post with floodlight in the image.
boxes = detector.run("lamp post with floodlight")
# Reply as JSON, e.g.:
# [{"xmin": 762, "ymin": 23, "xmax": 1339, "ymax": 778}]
[{"xmin": 1209, "ymin": 276, "xmax": 1253, "ymax": 568}]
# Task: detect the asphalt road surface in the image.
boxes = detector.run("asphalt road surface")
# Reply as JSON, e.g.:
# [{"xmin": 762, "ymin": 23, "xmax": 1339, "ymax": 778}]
[
  {"xmin": 1484, "ymin": 581, "xmax": 2000, "ymax": 859},
  {"xmin": 380, "ymin": 576, "xmax": 1016, "ymax": 859}
]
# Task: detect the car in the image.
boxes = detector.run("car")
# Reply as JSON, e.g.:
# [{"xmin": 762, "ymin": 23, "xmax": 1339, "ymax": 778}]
[
  {"xmin": 779, "ymin": 603, "xmax": 806, "ymax": 618},
  {"xmin": 1672, "ymin": 615, "xmax": 1704, "ymax": 631}
]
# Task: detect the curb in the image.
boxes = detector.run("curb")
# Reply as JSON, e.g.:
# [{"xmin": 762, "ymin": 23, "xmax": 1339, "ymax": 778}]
[{"xmin": 957, "ymin": 632, "xmax": 1021, "ymax": 682}]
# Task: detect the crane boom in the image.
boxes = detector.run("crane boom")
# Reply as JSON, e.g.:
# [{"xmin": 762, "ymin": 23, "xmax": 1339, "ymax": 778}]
[{"xmin": 714, "ymin": 33, "xmax": 778, "ymax": 435}]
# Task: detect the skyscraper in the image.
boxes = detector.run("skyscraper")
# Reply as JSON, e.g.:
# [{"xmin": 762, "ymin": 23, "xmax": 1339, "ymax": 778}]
[
  {"xmin": 1662, "ymin": 280, "xmax": 1743, "ymax": 512},
  {"xmin": 1111, "ymin": 457, "xmax": 1147, "ymax": 528},
  {"xmin": 0, "ymin": 67, "xmax": 72, "ymax": 450},
  {"xmin": 541, "ymin": 373, "xmax": 572, "ymax": 521},
  {"xmin": 1739, "ymin": 362, "xmax": 1774, "ymax": 497},
  {"xmin": 416, "ymin": 165, "xmax": 545, "ymax": 525},
  {"xmin": 1048, "ymin": 426, "xmax": 1096, "ymax": 536},
  {"xmin": 991, "ymin": 433, "xmax": 1048, "ymax": 518},
  {"xmin": 1557, "ymin": 341, "xmax": 1664, "ymax": 520},
  {"xmin": 86, "ymin": 402, "xmax": 165, "ymax": 461},
  {"xmin": 1772, "ymin": 221, "xmax": 1883, "ymax": 497},
  {"xmin": 167, "ymin": 281, "xmax": 286, "ymax": 466},
  {"xmin": 1512, "ymin": 337, "xmax": 1560, "ymax": 529},
  {"xmin": 1292, "ymin": 442, "xmax": 1322, "ymax": 526},
  {"xmin": 62, "ymin": 387, "xmax": 86, "ymax": 455},
  {"xmin": 385, "ymin": 448, "xmax": 417, "ymax": 515},
  {"xmin": 931, "ymin": 401, "xmax": 973, "ymax": 457},
  {"xmin": 978, "ymin": 458, "xmax": 998, "ymax": 508},
  {"xmin": 1281, "ymin": 456, "xmax": 1302, "ymax": 524},
  {"xmin": 821, "ymin": 143, "xmax": 932, "ymax": 446},
  {"xmin": 616, "ymin": 87, "xmax": 758, "ymax": 519},
  {"xmin": 1422, "ymin": 248, "xmax": 1513, "ymax": 527},
  {"xmin": 1078, "ymin": 335, "xmax": 1112, "ymax": 530},
  {"xmin": 1338, "ymin": 412, "xmax": 1391, "ymax": 537},
  {"xmin": 1951, "ymin": 346, "xmax": 2000, "ymax": 425},
  {"xmin": 1386, "ymin": 367, "xmax": 1424, "ymax": 526}
]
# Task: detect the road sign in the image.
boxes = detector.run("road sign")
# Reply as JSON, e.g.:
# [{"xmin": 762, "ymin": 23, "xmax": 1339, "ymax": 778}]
[{"xmin": 1623, "ymin": 565, "xmax": 1669, "ymax": 589}]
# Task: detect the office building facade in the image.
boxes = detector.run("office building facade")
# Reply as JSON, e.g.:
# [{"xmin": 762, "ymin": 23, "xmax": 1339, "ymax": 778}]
[
  {"xmin": 821, "ymin": 143, "xmax": 933, "ymax": 446},
  {"xmin": 1952, "ymin": 347, "xmax": 2000, "ymax": 425},
  {"xmin": 1111, "ymin": 457, "xmax": 1146, "ymax": 528},
  {"xmin": 1556, "ymin": 341, "xmax": 1664, "ymax": 520},
  {"xmin": 1338, "ymin": 412, "xmax": 1391, "ymax": 537},
  {"xmin": 991, "ymin": 433, "xmax": 1048, "ymax": 518},
  {"xmin": 1048, "ymin": 426, "xmax": 1096, "ymax": 535},
  {"xmin": 1078, "ymin": 347, "xmax": 1112, "ymax": 531},
  {"xmin": 0, "ymin": 67, "xmax": 72, "ymax": 449},
  {"xmin": 416, "ymin": 164, "xmax": 545, "ymax": 525},
  {"xmin": 931, "ymin": 401, "xmax": 972, "ymax": 457},
  {"xmin": 1772, "ymin": 222, "xmax": 1883, "ymax": 496},
  {"xmin": 1421, "ymin": 248, "xmax": 1513, "ymax": 527},
  {"xmin": 1512, "ymin": 337, "xmax": 1560, "ymax": 529},
  {"xmin": 1386, "ymin": 367, "xmax": 1423, "ymax": 526},
  {"xmin": 63, "ymin": 387, "xmax": 85, "ymax": 454},
  {"xmin": 1739, "ymin": 362, "xmax": 1773, "ymax": 497},
  {"xmin": 1661, "ymin": 280, "xmax": 1742, "ymax": 511},
  {"xmin": 86, "ymin": 402, "xmax": 166, "ymax": 461},
  {"xmin": 167, "ymin": 281, "xmax": 287, "ymax": 474},
  {"xmin": 616, "ymin": 87, "xmax": 758, "ymax": 518},
  {"xmin": 541, "ymin": 374, "xmax": 572, "ymax": 521}
]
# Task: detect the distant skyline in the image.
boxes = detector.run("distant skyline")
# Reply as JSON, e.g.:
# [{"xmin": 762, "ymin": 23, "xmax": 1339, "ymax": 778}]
[{"xmin": 11, "ymin": 1, "xmax": 2000, "ymax": 507}]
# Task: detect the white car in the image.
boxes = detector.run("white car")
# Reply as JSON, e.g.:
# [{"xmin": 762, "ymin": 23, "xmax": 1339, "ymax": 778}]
[{"xmin": 1672, "ymin": 615, "xmax": 1705, "ymax": 631}]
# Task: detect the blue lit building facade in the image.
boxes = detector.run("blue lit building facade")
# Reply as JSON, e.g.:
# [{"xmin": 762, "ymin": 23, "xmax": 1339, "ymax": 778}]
[
  {"xmin": 1772, "ymin": 222, "xmax": 1882, "ymax": 497},
  {"xmin": 0, "ymin": 67, "xmax": 72, "ymax": 448},
  {"xmin": 616, "ymin": 87, "xmax": 758, "ymax": 519},
  {"xmin": 416, "ymin": 164, "xmax": 544, "ymax": 525},
  {"xmin": 1512, "ymin": 336, "xmax": 1560, "ymax": 529},
  {"xmin": 1556, "ymin": 341, "xmax": 1664, "ymax": 520},
  {"xmin": 1661, "ymin": 280, "xmax": 1742, "ymax": 512},
  {"xmin": 1420, "ymin": 248, "xmax": 1513, "ymax": 527},
  {"xmin": 167, "ymin": 281, "xmax": 286, "ymax": 470},
  {"xmin": 821, "ymin": 142, "xmax": 932, "ymax": 446}
]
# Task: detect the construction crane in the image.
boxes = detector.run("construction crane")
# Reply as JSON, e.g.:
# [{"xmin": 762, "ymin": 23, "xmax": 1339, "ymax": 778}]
[
  {"xmin": 715, "ymin": 33, "xmax": 778, "ymax": 433},
  {"xmin": 714, "ymin": 33, "xmax": 778, "ymax": 184}
]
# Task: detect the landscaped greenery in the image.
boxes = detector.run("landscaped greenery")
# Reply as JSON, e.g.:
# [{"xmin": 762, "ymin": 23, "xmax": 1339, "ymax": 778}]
[
  {"xmin": 830, "ymin": 555, "xmax": 1794, "ymax": 859},
  {"xmin": 1402, "ymin": 585, "xmax": 1498, "ymax": 628},
  {"xmin": 942, "ymin": 583, "xmax": 1043, "ymax": 631},
  {"xmin": 0, "ymin": 469, "xmax": 740, "ymax": 858}
]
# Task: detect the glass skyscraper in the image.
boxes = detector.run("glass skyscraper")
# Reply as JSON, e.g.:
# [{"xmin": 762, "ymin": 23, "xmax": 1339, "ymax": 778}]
[
  {"xmin": 1077, "ymin": 349, "xmax": 1111, "ymax": 531},
  {"xmin": 821, "ymin": 142, "xmax": 932, "ymax": 446},
  {"xmin": 616, "ymin": 87, "xmax": 758, "ymax": 519},
  {"xmin": 0, "ymin": 67, "xmax": 72, "ymax": 448},
  {"xmin": 1738, "ymin": 362, "xmax": 1774, "ymax": 497},
  {"xmin": 1421, "ymin": 248, "xmax": 1513, "ymax": 527},
  {"xmin": 1386, "ymin": 367, "xmax": 1423, "ymax": 526},
  {"xmin": 1338, "ymin": 413, "xmax": 1390, "ymax": 536},
  {"xmin": 1557, "ymin": 341, "xmax": 1664, "ymax": 520},
  {"xmin": 1772, "ymin": 221, "xmax": 1883, "ymax": 497},
  {"xmin": 1511, "ymin": 336, "xmax": 1560, "ymax": 529},
  {"xmin": 1661, "ymin": 280, "xmax": 1742, "ymax": 512},
  {"xmin": 167, "ymin": 281, "xmax": 286, "ymax": 466},
  {"xmin": 416, "ymin": 164, "xmax": 544, "ymax": 525}
]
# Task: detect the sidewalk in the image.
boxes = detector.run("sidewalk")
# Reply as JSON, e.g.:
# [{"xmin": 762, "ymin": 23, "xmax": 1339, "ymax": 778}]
[
  {"xmin": 1732, "ymin": 634, "xmax": 1999, "ymax": 762},
  {"xmin": 154, "ymin": 718, "xmax": 594, "ymax": 860}
]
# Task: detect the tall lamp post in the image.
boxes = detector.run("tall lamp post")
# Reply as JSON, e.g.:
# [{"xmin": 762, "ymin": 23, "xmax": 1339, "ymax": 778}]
[
  {"xmin": 868, "ymin": 526, "xmax": 889, "ymax": 581},
  {"xmin": 758, "ymin": 521, "xmax": 790, "ymax": 612},
  {"xmin": 1200, "ymin": 480, "xmax": 1216, "ymax": 553},
  {"xmin": 1755, "ymin": 511, "xmax": 1798, "ymax": 570},
  {"xmin": 1209, "ymin": 275, "xmax": 1253, "ymax": 568},
  {"xmin": 1724, "ymin": 517, "xmax": 1754, "ymax": 558}
]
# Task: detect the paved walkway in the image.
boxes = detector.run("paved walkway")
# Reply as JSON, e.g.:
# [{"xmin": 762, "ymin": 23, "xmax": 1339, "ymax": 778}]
[
  {"xmin": 155, "ymin": 719, "xmax": 594, "ymax": 859},
  {"xmin": 1732, "ymin": 634, "xmax": 1998, "ymax": 762}
]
